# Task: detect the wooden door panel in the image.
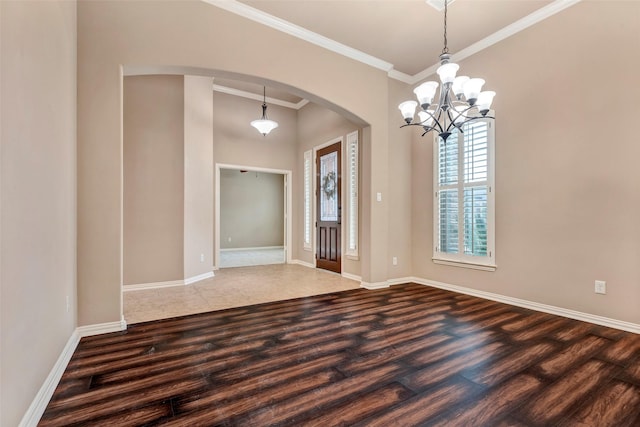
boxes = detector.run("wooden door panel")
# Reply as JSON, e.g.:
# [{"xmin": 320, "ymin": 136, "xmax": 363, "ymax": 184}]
[{"xmin": 316, "ymin": 142, "xmax": 341, "ymax": 273}]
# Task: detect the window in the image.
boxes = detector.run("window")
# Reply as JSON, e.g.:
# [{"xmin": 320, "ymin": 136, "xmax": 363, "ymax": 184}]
[
  {"xmin": 303, "ymin": 150, "xmax": 312, "ymax": 250},
  {"xmin": 433, "ymin": 119, "xmax": 495, "ymax": 270},
  {"xmin": 346, "ymin": 131, "xmax": 359, "ymax": 258}
]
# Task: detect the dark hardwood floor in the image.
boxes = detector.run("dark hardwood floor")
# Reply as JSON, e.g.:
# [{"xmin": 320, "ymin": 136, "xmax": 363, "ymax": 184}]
[{"xmin": 40, "ymin": 283, "xmax": 640, "ymax": 426}]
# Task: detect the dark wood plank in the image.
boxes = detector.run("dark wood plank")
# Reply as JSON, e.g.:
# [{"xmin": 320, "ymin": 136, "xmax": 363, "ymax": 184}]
[
  {"xmin": 563, "ymin": 380, "xmax": 640, "ymax": 427},
  {"xmin": 40, "ymin": 283, "xmax": 640, "ymax": 426}
]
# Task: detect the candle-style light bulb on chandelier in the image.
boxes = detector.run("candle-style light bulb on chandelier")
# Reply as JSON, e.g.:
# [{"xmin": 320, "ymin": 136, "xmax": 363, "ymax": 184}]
[
  {"xmin": 251, "ymin": 86, "xmax": 279, "ymax": 136},
  {"xmin": 398, "ymin": 0, "xmax": 495, "ymax": 141}
]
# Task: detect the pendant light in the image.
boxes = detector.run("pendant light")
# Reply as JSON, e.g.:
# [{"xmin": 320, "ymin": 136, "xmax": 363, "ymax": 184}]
[{"xmin": 251, "ymin": 86, "xmax": 279, "ymax": 136}]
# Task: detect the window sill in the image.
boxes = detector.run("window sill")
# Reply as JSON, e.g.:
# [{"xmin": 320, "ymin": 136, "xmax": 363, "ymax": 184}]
[
  {"xmin": 303, "ymin": 247, "xmax": 312, "ymax": 252},
  {"xmin": 346, "ymin": 254, "xmax": 359, "ymax": 261},
  {"xmin": 432, "ymin": 258, "xmax": 497, "ymax": 272}
]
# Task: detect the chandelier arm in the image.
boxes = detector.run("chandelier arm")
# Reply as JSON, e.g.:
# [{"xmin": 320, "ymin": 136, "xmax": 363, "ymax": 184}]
[
  {"xmin": 433, "ymin": 107, "xmax": 446, "ymax": 133},
  {"xmin": 420, "ymin": 108, "xmax": 445, "ymax": 133},
  {"xmin": 400, "ymin": 123, "xmax": 431, "ymax": 129},
  {"xmin": 460, "ymin": 115, "xmax": 493, "ymax": 126}
]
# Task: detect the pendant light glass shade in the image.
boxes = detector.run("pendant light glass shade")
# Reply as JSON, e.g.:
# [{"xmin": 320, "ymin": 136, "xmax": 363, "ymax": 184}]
[
  {"xmin": 251, "ymin": 87, "xmax": 278, "ymax": 136},
  {"xmin": 251, "ymin": 117, "xmax": 278, "ymax": 135}
]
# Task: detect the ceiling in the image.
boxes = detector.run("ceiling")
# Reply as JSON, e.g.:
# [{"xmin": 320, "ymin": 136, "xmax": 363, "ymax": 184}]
[{"xmin": 207, "ymin": 0, "xmax": 579, "ymax": 107}]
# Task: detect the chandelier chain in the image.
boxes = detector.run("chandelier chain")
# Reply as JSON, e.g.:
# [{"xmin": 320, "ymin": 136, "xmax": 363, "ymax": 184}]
[{"xmin": 442, "ymin": 0, "xmax": 449, "ymax": 55}]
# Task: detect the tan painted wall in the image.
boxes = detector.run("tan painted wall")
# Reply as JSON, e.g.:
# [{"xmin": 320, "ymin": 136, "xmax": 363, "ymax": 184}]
[
  {"xmin": 78, "ymin": 0, "xmax": 389, "ymax": 325},
  {"xmin": 123, "ymin": 76, "xmax": 185, "ymax": 285},
  {"xmin": 0, "ymin": 1, "xmax": 77, "ymax": 425},
  {"xmin": 220, "ymin": 170, "xmax": 284, "ymax": 249},
  {"xmin": 387, "ymin": 79, "xmax": 414, "ymax": 279},
  {"xmin": 296, "ymin": 102, "xmax": 363, "ymax": 277},
  {"xmin": 184, "ymin": 76, "xmax": 214, "ymax": 279},
  {"xmin": 213, "ymin": 91, "xmax": 298, "ymax": 172},
  {"xmin": 412, "ymin": 1, "xmax": 640, "ymax": 324}
]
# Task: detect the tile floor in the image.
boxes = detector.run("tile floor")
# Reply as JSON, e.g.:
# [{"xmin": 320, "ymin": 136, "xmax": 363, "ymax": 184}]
[
  {"xmin": 123, "ymin": 264, "xmax": 360, "ymax": 324},
  {"xmin": 218, "ymin": 247, "xmax": 285, "ymax": 268}
]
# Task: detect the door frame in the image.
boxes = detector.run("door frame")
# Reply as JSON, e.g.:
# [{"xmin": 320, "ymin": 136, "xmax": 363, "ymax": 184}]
[
  {"xmin": 312, "ymin": 137, "xmax": 344, "ymax": 270},
  {"xmin": 214, "ymin": 163, "xmax": 292, "ymax": 270}
]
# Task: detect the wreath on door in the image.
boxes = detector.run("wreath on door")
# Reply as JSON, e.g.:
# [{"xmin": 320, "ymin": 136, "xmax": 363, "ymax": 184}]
[{"xmin": 322, "ymin": 171, "xmax": 337, "ymax": 200}]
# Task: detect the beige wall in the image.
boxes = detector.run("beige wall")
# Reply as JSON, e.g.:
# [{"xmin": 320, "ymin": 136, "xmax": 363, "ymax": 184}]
[
  {"xmin": 220, "ymin": 169, "xmax": 284, "ymax": 249},
  {"xmin": 296, "ymin": 102, "xmax": 363, "ymax": 277},
  {"xmin": 0, "ymin": 1, "xmax": 77, "ymax": 425},
  {"xmin": 213, "ymin": 91, "xmax": 298, "ymax": 172},
  {"xmin": 78, "ymin": 0, "xmax": 390, "ymax": 325},
  {"xmin": 184, "ymin": 76, "xmax": 214, "ymax": 279},
  {"xmin": 77, "ymin": 0, "xmax": 638, "ymax": 327},
  {"xmin": 387, "ymin": 79, "xmax": 414, "ymax": 279},
  {"xmin": 412, "ymin": 1, "xmax": 640, "ymax": 325},
  {"xmin": 123, "ymin": 76, "xmax": 185, "ymax": 285}
]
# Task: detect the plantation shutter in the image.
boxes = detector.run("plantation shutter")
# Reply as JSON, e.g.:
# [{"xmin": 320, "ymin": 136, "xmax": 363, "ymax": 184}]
[
  {"xmin": 346, "ymin": 131, "xmax": 358, "ymax": 257},
  {"xmin": 303, "ymin": 150, "xmax": 312, "ymax": 250},
  {"xmin": 463, "ymin": 122, "xmax": 489, "ymax": 256},
  {"xmin": 438, "ymin": 131, "xmax": 459, "ymax": 253},
  {"xmin": 436, "ymin": 120, "xmax": 491, "ymax": 259}
]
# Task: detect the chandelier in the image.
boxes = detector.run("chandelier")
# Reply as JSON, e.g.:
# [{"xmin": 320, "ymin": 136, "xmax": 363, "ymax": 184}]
[
  {"xmin": 251, "ymin": 86, "xmax": 279, "ymax": 136},
  {"xmin": 398, "ymin": 0, "xmax": 495, "ymax": 141}
]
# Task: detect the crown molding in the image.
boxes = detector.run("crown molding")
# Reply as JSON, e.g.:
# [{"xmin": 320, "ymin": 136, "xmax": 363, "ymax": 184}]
[
  {"xmin": 203, "ymin": 0, "xmax": 394, "ymax": 73},
  {"xmin": 204, "ymin": 0, "xmax": 581, "ymax": 86},
  {"xmin": 213, "ymin": 84, "xmax": 308, "ymax": 110}
]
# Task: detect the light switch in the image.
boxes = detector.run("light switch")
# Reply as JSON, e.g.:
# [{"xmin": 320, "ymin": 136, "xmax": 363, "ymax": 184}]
[{"xmin": 376, "ymin": 192, "xmax": 382, "ymax": 202}]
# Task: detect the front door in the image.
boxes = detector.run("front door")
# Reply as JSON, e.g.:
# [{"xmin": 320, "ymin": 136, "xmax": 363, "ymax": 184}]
[{"xmin": 316, "ymin": 142, "xmax": 341, "ymax": 273}]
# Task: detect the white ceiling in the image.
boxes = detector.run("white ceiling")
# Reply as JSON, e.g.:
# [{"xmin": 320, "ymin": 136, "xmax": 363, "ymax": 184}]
[{"xmin": 205, "ymin": 0, "xmax": 581, "ymax": 106}]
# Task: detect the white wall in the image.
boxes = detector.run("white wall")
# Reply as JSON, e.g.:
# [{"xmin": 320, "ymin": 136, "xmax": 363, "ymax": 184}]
[{"xmin": 0, "ymin": 1, "xmax": 77, "ymax": 425}]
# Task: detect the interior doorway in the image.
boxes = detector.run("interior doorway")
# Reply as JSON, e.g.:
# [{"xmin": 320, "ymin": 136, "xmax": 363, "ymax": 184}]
[{"xmin": 215, "ymin": 164, "xmax": 292, "ymax": 269}]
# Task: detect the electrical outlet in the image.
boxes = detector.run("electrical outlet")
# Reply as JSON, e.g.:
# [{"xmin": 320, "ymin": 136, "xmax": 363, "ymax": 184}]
[
  {"xmin": 392, "ymin": 257, "xmax": 398, "ymax": 266},
  {"xmin": 595, "ymin": 280, "xmax": 606, "ymax": 294},
  {"xmin": 200, "ymin": 253, "xmax": 204, "ymax": 262},
  {"xmin": 228, "ymin": 237, "xmax": 232, "ymax": 242}
]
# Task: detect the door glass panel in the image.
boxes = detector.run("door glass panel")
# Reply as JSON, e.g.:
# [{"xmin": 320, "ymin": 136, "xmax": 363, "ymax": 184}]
[{"xmin": 320, "ymin": 151, "xmax": 338, "ymax": 221}]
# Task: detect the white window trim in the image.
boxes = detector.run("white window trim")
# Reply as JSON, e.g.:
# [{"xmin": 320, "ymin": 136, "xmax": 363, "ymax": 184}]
[
  {"xmin": 303, "ymin": 150, "xmax": 313, "ymax": 251},
  {"xmin": 432, "ymin": 117, "xmax": 496, "ymax": 271},
  {"xmin": 345, "ymin": 131, "xmax": 359, "ymax": 259}
]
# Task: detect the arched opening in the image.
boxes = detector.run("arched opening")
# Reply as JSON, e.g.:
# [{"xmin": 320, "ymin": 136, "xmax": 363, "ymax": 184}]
[{"xmin": 121, "ymin": 66, "xmax": 371, "ymax": 323}]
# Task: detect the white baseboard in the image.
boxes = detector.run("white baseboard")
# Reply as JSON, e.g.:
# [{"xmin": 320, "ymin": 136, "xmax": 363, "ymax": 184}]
[
  {"xmin": 290, "ymin": 259, "xmax": 315, "ymax": 269},
  {"xmin": 341, "ymin": 272, "xmax": 362, "ymax": 282},
  {"xmin": 184, "ymin": 271, "xmax": 215, "ymax": 285},
  {"xmin": 124, "ymin": 271, "xmax": 215, "ymax": 291},
  {"xmin": 19, "ymin": 317, "xmax": 128, "ymax": 426},
  {"xmin": 77, "ymin": 318, "xmax": 127, "ymax": 338},
  {"xmin": 406, "ymin": 276, "xmax": 640, "ymax": 334},
  {"xmin": 221, "ymin": 246, "xmax": 284, "ymax": 252},
  {"xmin": 18, "ymin": 330, "xmax": 80, "ymax": 427},
  {"xmin": 123, "ymin": 279, "xmax": 184, "ymax": 292},
  {"xmin": 386, "ymin": 277, "xmax": 414, "ymax": 287},
  {"xmin": 360, "ymin": 281, "xmax": 389, "ymax": 290}
]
